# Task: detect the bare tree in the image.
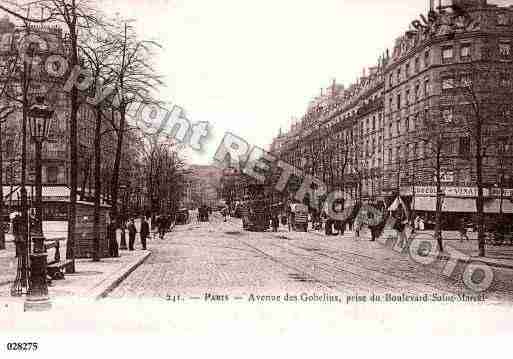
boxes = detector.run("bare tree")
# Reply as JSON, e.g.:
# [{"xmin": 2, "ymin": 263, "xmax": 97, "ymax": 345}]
[
  {"xmin": 103, "ymin": 20, "xmax": 163, "ymax": 232},
  {"xmin": 408, "ymin": 105, "xmax": 460, "ymax": 253},
  {"xmin": 443, "ymin": 57, "xmax": 513, "ymax": 257},
  {"xmin": 78, "ymin": 26, "xmax": 117, "ymax": 261},
  {"xmin": 18, "ymin": 0, "xmax": 104, "ymax": 270}
]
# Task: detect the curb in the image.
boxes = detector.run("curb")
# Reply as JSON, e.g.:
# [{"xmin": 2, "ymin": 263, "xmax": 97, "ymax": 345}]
[
  {"xmin": 274, "ymin": 229, "xmax": 513, "ymax": 271},
  {"xmin": 463, "ymin": 258, "xmax": 513, "ymax": 271},
  {"xmin": 92, "ymin": 251, "xmax": 152, "ymax": 300}
]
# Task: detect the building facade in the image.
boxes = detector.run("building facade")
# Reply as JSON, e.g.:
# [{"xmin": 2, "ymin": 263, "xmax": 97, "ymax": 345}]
[
  {"xmin": 182, "ymin": 165, "xmax": 223, "ymax": 209},
  {"xmin": 269, "ymin": 0, "xmax": 513, "ymax": 225},
  {"xmin": 0, "ymin": 16, "xmax": 115, "ymax": 218}
]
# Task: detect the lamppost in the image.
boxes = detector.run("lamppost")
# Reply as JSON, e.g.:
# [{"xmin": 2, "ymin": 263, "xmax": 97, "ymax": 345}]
[
  {"xmin": 28, "ymin": 96, "xmax": 54, "ymax": 235},
  {"xmin": 24, "ymin": 96, "xmax": 54, "ymax": 311}
]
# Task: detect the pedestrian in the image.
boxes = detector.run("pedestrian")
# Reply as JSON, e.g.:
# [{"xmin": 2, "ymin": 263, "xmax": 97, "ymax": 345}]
[
  {"xmin": 140, "ymin": 216, "xmax": 150, "ymax": 250},
  {"xmin": 271, "ymin": 210, "xmax": 279, "ymax": 232},
  {"xmin": 325, "ymin": 217, "xmax": 333, "ymax": 236},
  {"xmin": 459, "ymin": 217, "xmax": 469, "ymax": 242},
  {"xmin": 107, "ymin": 220, "xmax": 119, "ymax": 258},
  {"xmin": 157, "ymin": 214, "xmax": 166, "ymax": 240},
  {"xmin": 221, "ymin": 205, "xmax": 228, "ymax": 222},
  {"xmin": 127, "ymin": 219, "xmax": 136, "ymax": 251},
  {"xmin": 354, "ymin": 217, "xmax": 361, "ymax": 241},
  {"xmin": 337, "ymin": 220, "xmax": 345, "ymax": 236}
]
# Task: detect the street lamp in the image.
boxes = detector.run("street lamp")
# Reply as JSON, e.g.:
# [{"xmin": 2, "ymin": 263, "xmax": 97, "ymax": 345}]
[
  {"xmin": 28, "ymin": 96, "xmax": 54, "ymax": 235},
  {"xmin": 23, "ymin": 96, "xmax": 54, "ymax": 312}
]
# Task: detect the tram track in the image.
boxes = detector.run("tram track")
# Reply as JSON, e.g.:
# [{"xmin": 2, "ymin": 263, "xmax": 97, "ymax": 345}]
[{"xmin": 221, "ymin": 217, "xmax": 461, "ymax": 296}]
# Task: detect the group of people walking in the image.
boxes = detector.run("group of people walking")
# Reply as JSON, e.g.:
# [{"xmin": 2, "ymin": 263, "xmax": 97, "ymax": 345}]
[
  {"xmin": 125, "ymin": 213, "xmax": 175, "ymax": 250},
  {"xmin": 126, "ymin": 217, "xmax": 150, "ymax": 251}
]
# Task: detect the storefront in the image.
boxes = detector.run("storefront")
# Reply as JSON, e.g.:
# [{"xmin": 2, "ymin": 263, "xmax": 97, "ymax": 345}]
[
  {"xmin": 402, "ymin": 186, "xmax": 513, "ymax": 230},
  {"xmin": 3, "ymin": 185, "xmax": 105, "ymax": 221}
]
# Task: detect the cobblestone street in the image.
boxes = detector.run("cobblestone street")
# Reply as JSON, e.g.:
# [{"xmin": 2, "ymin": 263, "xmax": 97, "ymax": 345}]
[{"xmin": 109, "ymin": 214, "xmax": 513, "ymax": 304}]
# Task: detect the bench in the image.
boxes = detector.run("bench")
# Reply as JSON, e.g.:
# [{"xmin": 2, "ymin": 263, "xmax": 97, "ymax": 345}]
[{"xmin": 43, "ymin": 239, "xmax": 73, "ymax": 280}]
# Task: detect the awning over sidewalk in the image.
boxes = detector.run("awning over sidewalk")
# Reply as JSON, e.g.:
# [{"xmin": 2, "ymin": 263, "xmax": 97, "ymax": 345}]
[
  {"xmin": 412, "ymin": 196, "xmax": 513, "ymax": 214},
  {"xmin": 484, "ymin": 199, "xmax": 513, "ymax": 214},
  {"xmin": 3, "ymin": 186, "xmax": 70, "ymax": 201}
]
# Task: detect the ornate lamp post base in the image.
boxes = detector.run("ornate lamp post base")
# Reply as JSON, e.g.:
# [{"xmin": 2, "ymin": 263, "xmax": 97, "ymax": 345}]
[
  {"xmin": 11, "ymin": 241, "xmax": 30, "ymax": 297},
  {"xmin": 24, "ymin": 237, "xmax": 51, "ymax": 312},
  {"xmin": 24, "ymin": 296, "xmax": 52, "ymax": 312}
]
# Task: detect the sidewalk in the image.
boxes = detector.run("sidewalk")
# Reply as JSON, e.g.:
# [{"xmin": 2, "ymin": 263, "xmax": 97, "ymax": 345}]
[{"xmin": 0, "ymin": 244, "xmax": 151, "ymax": 301}]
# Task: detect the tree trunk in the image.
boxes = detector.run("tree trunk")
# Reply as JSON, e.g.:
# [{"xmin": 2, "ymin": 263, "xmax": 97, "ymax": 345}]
[
  {"xmin": 66, "ymin": 4, "xmax": 78, "ymax": 273},
  {"xmin": 435, "ymin": 149, "xmax": 444, "ymax": 253},
  {"xmin": 475, "ymin": 121, "xmax": 485, "ymax": 257},
  {"xmin": 110, "ymin": 106, "xmax": 125, "ymax": 227},
  {"xmin": 0, "ymin": 122, "xmax": 5, "ymax": 250},
  {"xmin": 92, "ymin": 108, "xmax": 102, "ymax": 261}
]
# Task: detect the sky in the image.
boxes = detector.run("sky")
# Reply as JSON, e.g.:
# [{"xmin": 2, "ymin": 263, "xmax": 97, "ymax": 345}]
[{"xmin": 100, "ymin": 0, "xmax": 513, "ymax": 165}]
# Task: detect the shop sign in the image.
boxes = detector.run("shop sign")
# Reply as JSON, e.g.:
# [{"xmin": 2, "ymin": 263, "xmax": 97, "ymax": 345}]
[{"xmin": 400, "ymin": 186, "xmax": 513, "ymax": 198}]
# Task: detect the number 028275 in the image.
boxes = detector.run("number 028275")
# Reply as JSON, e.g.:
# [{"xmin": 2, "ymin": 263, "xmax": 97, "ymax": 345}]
[{"xmin": 6, "ymin": 343, "xmax": 39, "ymax": 351}]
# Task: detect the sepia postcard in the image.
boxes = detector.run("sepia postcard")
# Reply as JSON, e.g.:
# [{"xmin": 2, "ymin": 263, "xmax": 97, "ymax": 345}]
[{"xmin": 1, "ymin": 0, "xmax": 513, "ymax": 356}]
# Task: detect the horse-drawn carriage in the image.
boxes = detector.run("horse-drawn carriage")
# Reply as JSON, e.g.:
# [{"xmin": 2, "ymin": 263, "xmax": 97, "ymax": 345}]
[
  {"xmin": 176, "ymin": 208, "xmax": 190, "ymax": 225},
  {"xmin": 197, "ymin": 205, "xmax": 210, "ymax": 222}
]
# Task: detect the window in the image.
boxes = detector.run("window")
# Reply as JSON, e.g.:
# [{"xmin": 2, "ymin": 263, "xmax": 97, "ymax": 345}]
[
  {"xmin": 498, "ymin": 13, "xmax": 509, "ymax": 26},
  {"xmin": 414, "ymin": 57, "xmax": 420, "ymax": 73},
  {"xmin": 461, "ymin": 43, "xmax": 471, "ymax": 60},
  {"xmin": 5, "ymin": 139, "xmax": 14, "ymax": 156},
  {"xmin": 459, "ymin": 137, "xmax": 471, "ymax": 156},
  {"xmin": 442, "ymin": 77, "xmax": 455, "ymax": 92},
  {"xmin": 442, "ymin": 108, "xmax": 454, "ymax": 124},
  {"xmin": 397, "ymin": 68, "xmax": 401, "ymax": 83},
  {"xmin": 461, "ymin": 74, "xmax": 472, "ymax": 88},
  {"xmin": 405, "ymin": 89, "xmax": 410, "ymax": 105},
  {"xmin": 389, "ymin": 98, "xmax": 393, "ymax": 111},
  {"xmin": 396, "ymin": 119, "xmax": 400, "ymax": 134},
  {"xmin": 406, "ymin": 116, "xmax": 410, "ymax": 132},
  {"xmin": 442, "ymin": 46, "xmax": 454, "ymax": 63},
  {"xmin": 425, "ymin": 50, "xmax": 431, "ymax": 67},
  {"xmin": 389, "ymin": 73, "xmax": 393, "ymax": 87},
  {"xmin": 397, "ymin": 94, "xmax": 401, "ymax": 110},
  {"xmin": 47, "ymin": 166, "xmax": 59, "ymax": 184},
  {"xmin": 499, "ymin": 41, "xmax": 511, "ymax": 59},
  {"xmin": 415, "ymin": 83, "xmax": 420, "ymax": 101},
  {"xmin": 388, "ymin": 122, "xmax": 393, "ymax": 138},
  {"xmin": 498, "ymin": 136, "xmax": 510, "ymax": 154},
  {"xmin": 424, "ymin": 78, "xmax": 430, "ymax": 97},
  {"xmin": 500, "ymin": 74, "xmax": 511, "ymax": 88},
  {"xmin": 405, "ymin": 62, "xmax": 410, "ymax": 77}
]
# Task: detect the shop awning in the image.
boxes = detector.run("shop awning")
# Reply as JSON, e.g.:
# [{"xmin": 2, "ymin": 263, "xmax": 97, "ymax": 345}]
[
  {"xmin": 484, "ymin": 199, "xmax": 513, "ymax": 214},
  {"xmin": 412, "ymin": 197, "xmax": 513, "ymax": 214},
  {"xmin": 3, "ymin": 186, "xmax": 70, "ymax": 201}
]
